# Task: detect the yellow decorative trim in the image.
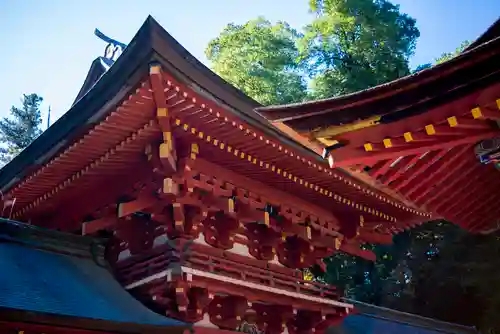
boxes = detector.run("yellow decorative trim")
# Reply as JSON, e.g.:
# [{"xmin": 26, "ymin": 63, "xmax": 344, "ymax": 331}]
[
  {"xmin": 264, "ymin": 211, "xmax": 270, "ymax": 226},
  {"xmin": 404, "ymin": 132, "xmax": 413, "ymax": 142},
  {"xmin": 149, "ymin": 65, "xmax": 161, "ymax": 74},
  {"xmin": 425, "ymin": 124, "xmax": 436, "ymax": 135},
  {"xmin": 157, "ymin": 107, "xmax": 168, "ymax": 117},
  {"xmin": 447, "ymin": 116, "xmax": 458, "ymax": 127},
  {"xmin": 364, "ymin": 143, "xmax": 374, "ymax": 152},
  {"xmin": 312, "ymin": 116, "xmax": 381, "ymax": 138},
  {"xmin": 471, "ymin": 107, "xmax": 482, "ymax": 119},
  {"xmin": 383, "ymin": 138, "xmax": 392, "ymax": 148}
]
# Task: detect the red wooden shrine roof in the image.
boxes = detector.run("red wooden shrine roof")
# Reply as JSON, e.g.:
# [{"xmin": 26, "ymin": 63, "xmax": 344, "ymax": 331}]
[
  {"xmin": 257, "ymin": 18, "xmax": 500, "ymax": 233},
  {"xmin": 0, "ymin": 16, "xmax": 432, "ymax": 260}
]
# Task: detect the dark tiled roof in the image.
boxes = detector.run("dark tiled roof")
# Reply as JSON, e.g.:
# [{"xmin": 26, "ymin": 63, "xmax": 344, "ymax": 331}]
[
  {"xmin": 327, "ymin": 300, "xmax": 478, "ymax": 334},
  {"xmin": 0, "ymin": 219, "xmax": 184, "ymax": 328}
]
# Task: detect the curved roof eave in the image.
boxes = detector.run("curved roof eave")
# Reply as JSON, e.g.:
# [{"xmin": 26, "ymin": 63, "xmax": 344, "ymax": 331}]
[{"xmin": 0, "ymin": 16, "xmax": 322, "ymax": 194}]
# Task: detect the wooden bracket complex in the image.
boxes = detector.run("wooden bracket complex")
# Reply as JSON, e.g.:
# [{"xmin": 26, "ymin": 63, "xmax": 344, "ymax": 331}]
[{"xmin": 149, "ymin": 63, "xmax": 178, "ymax": 175}]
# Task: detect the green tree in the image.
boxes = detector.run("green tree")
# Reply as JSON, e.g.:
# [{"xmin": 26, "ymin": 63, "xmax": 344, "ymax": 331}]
[
  {"xmin": 0, "ymin": 93, "xmax": 44, "ymax": 163},
  {"xmin": 435, "ymin": 40, "xmax": 471, "ymax": 64},
  {"xmin": 301, "ymin": 0, "xmax": 420, "ymax": 98},
  {"xmin": 206, "ymin": 18, "xmax": 307, "ymax": 106}
]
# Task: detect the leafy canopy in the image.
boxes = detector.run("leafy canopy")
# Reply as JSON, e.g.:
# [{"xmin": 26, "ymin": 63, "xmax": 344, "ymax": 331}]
[
  {"xmin": 302, "ymin": 0, "xmax": 420, "ymax": 98},
  {"xmin": 435, "ymin": 40, "xmax": 471, "ymax": 63},
  {"xmin": 206, "ymin": 1, "xmax": 420, "ymax": 104},
  {"xmin": 0, "ymin": 93, "xmax": 44, "ymax": 163},
  {"xmin": 206, "ymin": 18, "xmax": 307, "ymax": 106}
]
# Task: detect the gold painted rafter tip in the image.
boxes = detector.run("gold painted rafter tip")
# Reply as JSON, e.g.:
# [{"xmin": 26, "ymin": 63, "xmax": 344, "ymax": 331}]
[{"xmin": 149, "ymin": 65, "xmax": 161, "ymax": 74}]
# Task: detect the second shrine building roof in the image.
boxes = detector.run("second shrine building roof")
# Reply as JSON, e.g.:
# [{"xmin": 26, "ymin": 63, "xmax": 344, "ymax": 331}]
[
  {"xmin": 331, "ymin": 300, "xmax": 478, "ymax": 334},
  {"xmin": 0, "ymin": 219, "xmax": 187, "ymax": 333}
]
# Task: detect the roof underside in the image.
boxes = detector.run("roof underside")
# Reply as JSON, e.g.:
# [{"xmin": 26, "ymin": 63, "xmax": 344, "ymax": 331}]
[{"xmin": 0, "ymin": 219, "xmax": 185, "ymax": 330}]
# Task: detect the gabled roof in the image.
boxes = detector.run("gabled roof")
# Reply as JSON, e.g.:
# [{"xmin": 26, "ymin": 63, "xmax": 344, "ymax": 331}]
[
  {"xmin": 256, "ymin": 18, "xmax": 500, "ymax": 133},
  {"xmin": 0, "ymin": 218, "xmax": 186, "ymax": 333},
  {"xmin": 0, "ymin": 16, "xmax": 320, "ymax": 194},
  {"xmin": 329, "ymin": 300, "xmax": 478, "ymax": 334}
]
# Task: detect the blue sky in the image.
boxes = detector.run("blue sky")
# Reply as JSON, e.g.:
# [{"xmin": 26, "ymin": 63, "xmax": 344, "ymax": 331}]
[{"xmin": 0, "ymin": 0, "xmax": 498, "ymax": 124}]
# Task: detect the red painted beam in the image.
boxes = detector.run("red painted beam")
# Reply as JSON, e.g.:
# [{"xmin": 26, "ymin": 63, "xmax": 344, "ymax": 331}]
[
  {"xmin": 192, "ymin": 158, "xmax": 341, "ymax": 227},
  {"xmin": 379, "ymin": 155, "xmax": 420, "ymax": 185},
  {"xmin": 367, "ymin": 159, "xmax": 393, "ymax": 178},
  {"xmin": 442, "ymin": 166, "xmax": 500, "ymax": 217},
  {"xmin": 390, "ymin": 150, "xmax": 445, "ymax": 191},
  {"xmin": 449, "ymin": 175, "xmax": 500, "ymax": 222},
  {"xmin": 425, "ymin": 162, "xmax": 483, "ymax": 212},
  {"xmin": 466, "ymin": 200, "xmax": 500, "ymax": 231},
  {"xmin": 434, "ymin": 169, "xmax": 486, "ymax": 215},
  {"xmin": 149, "ymin": 65, "xmax": 168, "ymax": 109},
  {"xmin": 456, "ymin": 189, "xmax": 500, "ymax": 228},
  {"xmin": 340, "ymin": 242, "xmax": 376, "ymax": 261},
  {"xmin": 410, "ymin": 154, "xmax": 474, "ymax": 204},
  {"xmin": 416, "ymin": 158, "xmax": 478, "ymax": 207},
  {"xmin": 331, "ymin": 131, "xmax": 498, "ymax": 167},
  {"xmin": 358, "ymin": 230, "xmax": 393, "ymax": 245},
  {"xmin": 400, "ymin": 145, "xmax": 470, "ymax": 198}
]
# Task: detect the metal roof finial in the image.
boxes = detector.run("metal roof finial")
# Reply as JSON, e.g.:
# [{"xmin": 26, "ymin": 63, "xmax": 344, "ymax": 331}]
[{"xmin": 94, "ymin": 29, "xmax": 127, "ymax": 61}]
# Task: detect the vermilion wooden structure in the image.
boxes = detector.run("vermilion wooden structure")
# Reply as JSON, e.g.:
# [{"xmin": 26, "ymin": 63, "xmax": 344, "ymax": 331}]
[
  {"xmin": 258, "ymin": 19, "xmax": 500, "ymax": 234},
  {"xmin": 0, "ymin": 16, "xmax": 429, "ymax": 334},
  {"xmin": 0, "ymin": 15, "xmax": 496, "ymax": 334}
]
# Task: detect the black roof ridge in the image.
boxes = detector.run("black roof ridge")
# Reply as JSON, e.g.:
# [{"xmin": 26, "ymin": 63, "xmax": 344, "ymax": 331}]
[
  {"xmin": 466, "ymin": 17, "xmax": 500, "ymax": 50},
  {"xmin": 0, "ymin": 218, "xmax": 106, "ymax": 259}
]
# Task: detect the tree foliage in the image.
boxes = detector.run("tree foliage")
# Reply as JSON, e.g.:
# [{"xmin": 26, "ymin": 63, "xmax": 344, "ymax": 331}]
[
  {"xmin": 0, "ymin": 93, "xmax": 44, "ymax": 163},
  {"xmin": 206, "ymin": 1, "xmax": 419, "ymax": 104},
  {"xmin": 435, "ymin": 40, "xmax": 471, "ymax": 64},
  {"xmin": 206, "ymin": 18, "xmax": 307, "ymax": 105},
  {"xmin": 302, "ymin": 0, "xmax": 419, "ymax": 98}
]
